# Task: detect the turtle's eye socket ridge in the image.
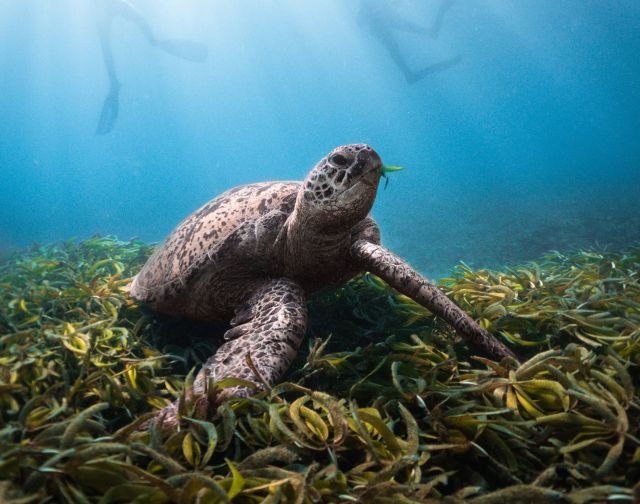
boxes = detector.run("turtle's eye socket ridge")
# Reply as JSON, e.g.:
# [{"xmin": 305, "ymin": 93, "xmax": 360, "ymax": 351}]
[{"xmin": 329, "ymin": 154, "xmax": 348, "ymax": 166}]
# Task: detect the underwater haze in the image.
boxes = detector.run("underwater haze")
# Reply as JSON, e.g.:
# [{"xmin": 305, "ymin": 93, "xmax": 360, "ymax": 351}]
[{"xmin": 1, "ymin": 0, "xmax": 639, "ymax": 278}]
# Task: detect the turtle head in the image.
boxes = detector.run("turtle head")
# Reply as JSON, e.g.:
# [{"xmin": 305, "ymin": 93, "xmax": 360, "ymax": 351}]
[{"xmin": 297, "ymin": 144, "xmax": 383, "ymax": 230}]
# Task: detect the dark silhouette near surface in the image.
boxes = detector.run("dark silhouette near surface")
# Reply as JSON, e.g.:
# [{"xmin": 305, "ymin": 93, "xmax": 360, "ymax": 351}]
[
  {"xmin": 358, "ymin": 0, "xmax": 461, "ymax": 84},
  {"xmin": 94, "ymin": 0, "xmax": 208, "ymax": 135}
]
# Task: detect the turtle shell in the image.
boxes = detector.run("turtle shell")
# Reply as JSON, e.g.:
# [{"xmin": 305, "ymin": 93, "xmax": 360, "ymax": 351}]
[{"xmin": 130, "ymin": 181, "xmax": 299, "ymax": 317}]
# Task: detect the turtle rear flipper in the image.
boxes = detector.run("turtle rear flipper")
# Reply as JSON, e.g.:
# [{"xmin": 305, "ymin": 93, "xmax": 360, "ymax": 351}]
[{"xmin": 155, "ymin": 278, "xmax": 307, "ymax": 430}]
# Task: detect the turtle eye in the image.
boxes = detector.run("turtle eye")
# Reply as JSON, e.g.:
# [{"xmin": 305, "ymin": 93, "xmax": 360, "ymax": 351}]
[{"xmin": 330, "ymin": 154, "xmax": 348, "ymax": 166}]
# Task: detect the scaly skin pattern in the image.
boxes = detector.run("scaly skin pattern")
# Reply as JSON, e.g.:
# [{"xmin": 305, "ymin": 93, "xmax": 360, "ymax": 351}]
[
  {"xmin": 204, "ymin": 278, "xmax": 307, "ymax": 393},
  {"xmin": 154, "ymin": 279, "xmax": 307, "ymax": 429},
  {"xmin": 351, "ymin": 240, "xmax": 515, "ymax": 360},
  {"xmin": 132, "ymin": 144, "xmax": 514, "ymax": 429}
]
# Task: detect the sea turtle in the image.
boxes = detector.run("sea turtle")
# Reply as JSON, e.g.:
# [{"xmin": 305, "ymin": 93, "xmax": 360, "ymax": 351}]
[{"xmin": 130, "ymin": 144, "xmax": 514, "ymax": 427}]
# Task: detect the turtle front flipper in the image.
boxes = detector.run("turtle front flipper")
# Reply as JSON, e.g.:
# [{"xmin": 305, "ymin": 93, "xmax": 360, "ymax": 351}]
[
  {"xmin": 351, "ymin": 239, "xmax": 515, "ymax": 360},
  {"xmin": 155, "ymin": 278, "xmax": 307, "ymax": 430}
]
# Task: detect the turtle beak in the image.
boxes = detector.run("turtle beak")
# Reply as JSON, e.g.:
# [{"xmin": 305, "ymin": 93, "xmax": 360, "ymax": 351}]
[
  {"xmin": 357, "ymin": 165, "xmax": 382, "ymax": 188},
  {"xmin": 359, "ymin": 176, "xmax": 375, "ymax": 188}
]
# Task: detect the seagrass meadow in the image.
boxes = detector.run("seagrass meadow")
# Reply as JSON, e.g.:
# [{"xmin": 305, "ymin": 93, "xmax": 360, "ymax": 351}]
[{"xmin": 0, "ymin": 237, "xmax": 639, "ymax": 503}]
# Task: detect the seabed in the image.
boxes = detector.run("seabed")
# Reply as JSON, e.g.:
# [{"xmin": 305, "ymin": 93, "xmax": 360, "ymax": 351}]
[{"xmin": 0, "ymin": 237, "xmax": 638, "ymax": 503}]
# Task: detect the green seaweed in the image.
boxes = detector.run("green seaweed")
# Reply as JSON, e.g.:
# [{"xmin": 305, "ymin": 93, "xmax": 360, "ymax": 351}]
[
  {"xmin": 381, "ymin": 165, "xmax": 404, "ymax": 189},
  {"xmin": 0, "ymin": 237, "xmax": 638, "ymax": 502}
]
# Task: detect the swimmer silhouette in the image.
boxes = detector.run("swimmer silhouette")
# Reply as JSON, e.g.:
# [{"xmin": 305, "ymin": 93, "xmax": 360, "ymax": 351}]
[
  {"xmin": 358, "ymin": 0, "xmax": 461, "ymax": 84},
  {"xmin": 94, "ymin": 0, "xmax": 208, "ymax": 135}
]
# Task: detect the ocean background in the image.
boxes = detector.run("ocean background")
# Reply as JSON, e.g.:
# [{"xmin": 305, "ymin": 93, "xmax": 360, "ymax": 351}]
[{"xmin": 1, "ymin": 0, "xmax": 639, "ymax": 279}]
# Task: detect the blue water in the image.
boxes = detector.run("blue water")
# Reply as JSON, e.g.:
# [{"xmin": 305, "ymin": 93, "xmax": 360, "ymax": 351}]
[{"xmin": 1, "ymin": 0, "xmax": 639, "ymax": 278}]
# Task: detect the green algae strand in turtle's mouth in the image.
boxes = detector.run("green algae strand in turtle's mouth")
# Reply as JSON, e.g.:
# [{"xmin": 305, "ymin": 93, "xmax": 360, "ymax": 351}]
[
  {"xmin": 380, "ymin": 165, "xmax": 404, "ymax": 189},
  {"xmin": 381, "ymin": 165, "xmax": 404, "ymax": 174}
]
